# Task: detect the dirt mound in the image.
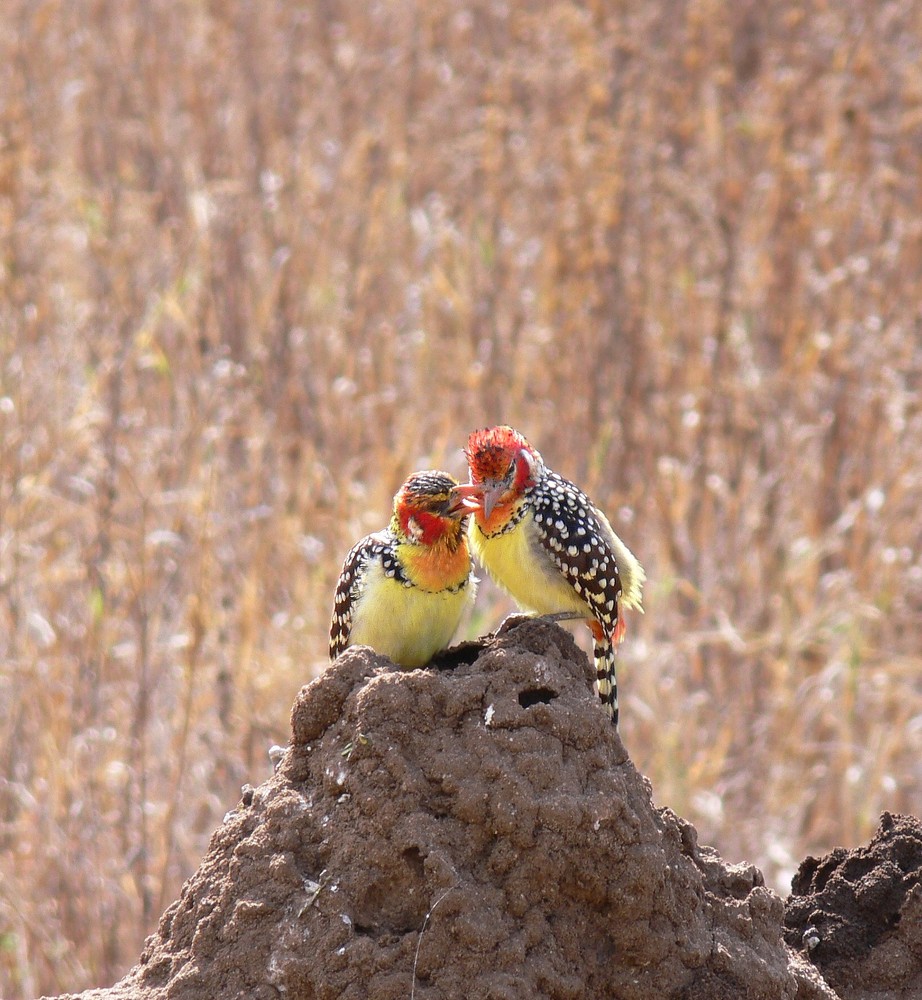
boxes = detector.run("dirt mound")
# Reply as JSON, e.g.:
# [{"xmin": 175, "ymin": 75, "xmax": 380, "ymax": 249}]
[
  {"xmin": 784, "ymin": 812, "xmax": 922, "ymax": 999},
  {"xmin": 44, "ymin": 619, "xmax": 920, "ymax": 1000}
]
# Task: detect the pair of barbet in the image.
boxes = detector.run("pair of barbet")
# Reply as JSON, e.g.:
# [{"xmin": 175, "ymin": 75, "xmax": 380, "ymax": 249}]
[{"xmin": 329, "ymin": 426, "xmax": 644, "ymax": 726}]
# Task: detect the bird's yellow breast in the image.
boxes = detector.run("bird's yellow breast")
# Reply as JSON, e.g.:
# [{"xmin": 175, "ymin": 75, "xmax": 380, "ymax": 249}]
[
  {"xmin": 470, "ymin": 508, "xmax": 589, "ymax": 618},
  {"xmin": 348, "ymin": 553, "xmax": 474, "ymax": 668}
]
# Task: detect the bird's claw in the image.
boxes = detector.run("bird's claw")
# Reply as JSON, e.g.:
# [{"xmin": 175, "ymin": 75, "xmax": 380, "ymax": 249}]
[{"xmin": 496, "ymin": 610, "xmax": 584, "ymax": 637}]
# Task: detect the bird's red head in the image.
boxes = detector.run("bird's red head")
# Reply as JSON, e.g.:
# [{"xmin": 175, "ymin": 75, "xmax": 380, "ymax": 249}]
[
  {"xmin": 393, "ymin": 470, "xmax": 469, "ymax": 547},
  {"xmin": 461, "ymin": 425, "xmax": 544, "ymax": 521}
]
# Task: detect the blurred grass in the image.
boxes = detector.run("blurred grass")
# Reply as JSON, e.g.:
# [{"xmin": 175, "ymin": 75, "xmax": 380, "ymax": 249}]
[{"xmin": 1, "ymin": 0, "xmax": 921, "ymax": 994}]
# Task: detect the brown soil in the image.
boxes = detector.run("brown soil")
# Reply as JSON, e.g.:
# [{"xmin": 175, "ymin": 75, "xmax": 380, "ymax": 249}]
[
  {"xmin": 44, "ymin": 620, "xmax": 919, "ymax": 999},
  {"xmin": 784, "ymin": 812, "xmax": 922, "ymax": 999}
]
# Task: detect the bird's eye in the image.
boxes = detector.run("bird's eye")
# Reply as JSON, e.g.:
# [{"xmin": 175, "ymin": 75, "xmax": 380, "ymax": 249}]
[{"xmin": 506, "ymin": 461, "xmax": 516, "ymax": 478}]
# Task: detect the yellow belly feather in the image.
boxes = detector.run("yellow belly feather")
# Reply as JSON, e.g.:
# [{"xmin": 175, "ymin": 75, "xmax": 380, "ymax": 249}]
[
  {"xmin": 349, "ymin": 542, "xmax": 474, "ymax": 668},
  {"xmin": 469, "ymin": 509, "xmax": 590, "ymax": 618}
]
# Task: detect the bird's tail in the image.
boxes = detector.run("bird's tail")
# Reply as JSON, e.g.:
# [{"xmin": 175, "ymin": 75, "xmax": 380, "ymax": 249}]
[{"xmin": 592, "ymin": 631, "xmax": 618, "ymax": 728}]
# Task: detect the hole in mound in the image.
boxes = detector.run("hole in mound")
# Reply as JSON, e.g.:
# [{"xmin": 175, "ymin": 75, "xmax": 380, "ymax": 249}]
[
  {"xmin": 429, "ymin": 640, "xmax": 484, "ymax": 671},
  {"xmin": 402, "ymin": 846, "xmax": 425, "ymax": 879},
  {"xmin": 518, "ymin": 687, "xmax": 558, "ymax": 709}
]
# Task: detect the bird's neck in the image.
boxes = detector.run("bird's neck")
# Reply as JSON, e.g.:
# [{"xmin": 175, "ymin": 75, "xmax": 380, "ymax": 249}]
[
  {"xmin": 397, "ymin": 534, "xmax": 470, "ymax": 592},
  {"xmin": 474, "ymin": 497, "xmax": 527, "ymax": 538}
]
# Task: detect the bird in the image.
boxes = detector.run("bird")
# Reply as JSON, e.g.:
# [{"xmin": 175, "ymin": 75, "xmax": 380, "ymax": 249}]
[
  {"xmin": 329, "ymin": 470, "xmax": 477, "ymax": 668},
  {"xmin": 460, "ymin": 425, "xmax": 644, "ymax": 726}
]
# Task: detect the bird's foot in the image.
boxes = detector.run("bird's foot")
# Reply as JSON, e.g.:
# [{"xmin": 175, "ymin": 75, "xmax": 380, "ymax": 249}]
[
  {"xmin": 496, "ymin": 610, "xmax": 585, "ymax": 637},
  {"xmin": 538, "ymin": 611, "xmax": 586, "ymax": 624}
]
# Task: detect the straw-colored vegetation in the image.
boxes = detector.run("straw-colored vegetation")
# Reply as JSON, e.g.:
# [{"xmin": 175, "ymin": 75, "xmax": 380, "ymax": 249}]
[{"xmin": 1, "ymin": 0, "xmax": 921, "ymax": 995}]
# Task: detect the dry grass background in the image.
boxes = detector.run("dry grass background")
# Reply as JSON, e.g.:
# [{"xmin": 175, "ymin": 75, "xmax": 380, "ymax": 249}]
[{"xmin": 1, "ymin": 0, "xmax": 921, "ymax": 994}]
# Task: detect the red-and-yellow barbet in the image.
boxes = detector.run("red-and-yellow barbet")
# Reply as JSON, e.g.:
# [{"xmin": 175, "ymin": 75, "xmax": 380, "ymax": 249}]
[
  {"xmin": 457, "ymin": 426, "xmax": 644, "ymax": 726},
  {"xmin": 330, "ymin": 471, "xmax": 476, "ymax": 668}
]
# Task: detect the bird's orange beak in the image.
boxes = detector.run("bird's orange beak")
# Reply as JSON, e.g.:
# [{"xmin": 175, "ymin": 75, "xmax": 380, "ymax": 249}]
[{"xmin": 446, "ymin": 482, "xmax": 484, "ymax": 516}]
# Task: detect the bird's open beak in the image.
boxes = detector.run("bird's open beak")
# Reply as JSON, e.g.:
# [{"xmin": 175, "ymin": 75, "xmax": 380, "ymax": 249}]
[
  {"xmin": 446, "ymin": 482, "xmax": 484, "ymax": 516},
  {"xmin": 452, "ymin": 480, "xmax": 507, "ymax": 519}
]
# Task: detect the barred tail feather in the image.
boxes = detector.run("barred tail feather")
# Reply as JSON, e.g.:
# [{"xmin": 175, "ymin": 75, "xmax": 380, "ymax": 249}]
[{"xmin": 593, "ymin": 636, "xmax": 618, "ymax": 728}]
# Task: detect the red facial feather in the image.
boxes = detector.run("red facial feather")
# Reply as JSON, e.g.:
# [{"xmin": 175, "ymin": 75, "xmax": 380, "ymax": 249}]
[
  {"xmin": 397, "ymin": 501, "xmax": 450, "ymax": 546},
  {"xmin": 466, "ymin": 425, "xmax": 532, "ymax": 482}
]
